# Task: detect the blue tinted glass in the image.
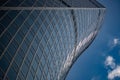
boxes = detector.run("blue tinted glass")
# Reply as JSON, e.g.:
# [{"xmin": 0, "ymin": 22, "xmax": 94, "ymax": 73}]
[
  {"xmin": 32, "ymin": 38, "xmax": 38, "ymax": 51},
  {"xmin": 18, "ymin": 48, "xmax": 25, "ymax": 59},
  {"xmin": 4, "ymin": 51, "xmax": 12, "ymax": 62},
  {"xmin": 21, "ymin": 0, "xmax": 35, "ymax": 6},
  {"xmin": 5, "ymin": 0, "xmax": 22, "ymax": 6},
  {"xmin": 0, "ymin": 55, "xmax": 9, "ymax": 72},
  {"xmin": 32, "ymin": 23, "xmax": 39, "ymax": 33},
  {"xmin": 26, "ymin": 17, "xmax": 33, "ymax": 27},
  {"xmin": 0, "ymin": 14, "xmax": 11, "ymax": 28},
  {"xmin": 21, "ymin": 24, "xmax": 29, "ymax": 35},
  {"xmin": 27, "ymin": 32, "xmax": 33, "ymax": 43},
  {"xmin": 41, "ymin": 55, "xmax": 45, "ymax": 66},
  {"xmin": 7, "ymin": 68, "xmax": 17, "ymax": 80},
  {"xmin": 32, "ymin": 58, "xmax": 38, "ymax": 71},
  {"xmin": 0, "ymin": 69, "xmax": 4, "ymax": 79},
  {"xmin": 12, "ymin": 61, "xmax": 19, "ymax": 72},
  {"xmin": 7, "ymin": 42, "xmax": 17, "ymax": 57},
  {"xmin": 21, "ymin": 41, "xmax": 28, "ymax": 53},
  {"xmin": 0, "ymin": 43, "xmax": 4, "ymax": 56},
  {"xmin": 27, "ymin": 71, "xmax": 33, "ymax": 80},
  {"xmin": 8, "ymin": 23, "xmax": 18, "ymax": 36},
  {"xmin": 15, "ymin": 11, "xmax": 29, "ymax": 27},
  {"xmin": 8, "ymin": 10, "xmax": 19, "ymax": 19},
  {"xmin": 36, "ymin": 67, "xmax": 41, "ymax": 79},
  {"xmin": 0, "ymin": 23, "xmax": 5, "ymax": 35},
  {"xmin": 30, "ymin": 67, "xmax": 35, "ymax": 77},
  {"xmin": 47, "ymin": 73, "xmax": 51, "ymax": 80},
  {"xmin": 27, "ymin": 50, "xmax": 33, "ymax": 62},
  {"xmin": 0, "ymin": 10, "xmax": 7, "ymax": 19},
  {"xmin": 34, "ymin": 0, "xmax": 45, "ymax": 6},
  {"xmin": 0, "ymin": 0, "xmax": 7, "ymax": 6},
  {"xmin": 0, "ymin": 10, "xmax": 19, "ymax": 28},
  {"xmin": 14, "ymin": 33, "xmax": 23, "ymax": 45},
  {"xmin": 0, "ymin": 31, "xmax": 12, "ymax": 48},
  {"xmin": 37, "ymin": 16, "xmax": 42, "ymax": 25},
  {"xmin": 15, "ymin": 52, "xmax": 23, "ymax": 66},
  {"xmin": 36, "ymin": 47, "xmax": 42, "ymax": 57},
  {"xmin": 21, "ymin": 62, "xmax": 29, "ymax": 77}
]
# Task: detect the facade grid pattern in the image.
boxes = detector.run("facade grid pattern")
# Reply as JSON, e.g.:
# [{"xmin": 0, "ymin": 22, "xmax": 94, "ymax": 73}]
[{"xmin": 0, "ymin": 0, "xmax": 105, "ymax": 80}]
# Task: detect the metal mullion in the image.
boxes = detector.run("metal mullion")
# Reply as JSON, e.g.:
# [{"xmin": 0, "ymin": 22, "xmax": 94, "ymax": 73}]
[
  {"xmin": 57, "ymin": 11, "xmax": 69, "ymax": 72},
  {"xmin": 59, "ymin": 11, "xmax": 66, "ymax": 55},
  {"xmin": 11, "ymin": 61, "xmax": 20, "ymax": 74},
  {"xmin": 2, "ymin": 0, "xmax": 25, "ymax": 7},
  {"xmin": 30, "ymin": 66, "xmax": 36, "ymax": 78},
  {"xmin": 36, "ymin": 10, "xmax": 56, "ymax": 80},
  {"xmin": 1, "ymin": 0, "xmax": 11, "ymax": 7},
  {"xmin": 47, "ymin": 55, "xmax": 53, "ymax": 79},
  {"xmin": 0, "ymin": 10, "xmax": 9, "ymax": 21},
  {"xmin": 43, "ymin": 57, "xmax": 51, "ymax": 79},
  {"xmin": 24, "ymin": 10, "xmax": 51, "ymax": 80},
  {"xmin": 0, "ymin": 10, "xmax": 23, "ymax": 59},
  {"xmin": 0, "ymin": 10, "xmax": 22, "ymax": 38},
  {"xmin": 17, "ymin": 0, "xmax": 27, "ymax": 7},
  {"xmin": 0, "ymin": 68, "xmax": 9, "ymax": 80},
  {"xmin": 67, "ymin": 11, "xmax": 73, "ymax": 43},
  {"xmin": 31, "ymin": 0, "xmax": 38, "ymax": 7},
  {"xmin": 0, "ymin": 67, "xmax": 4, "ymax": 75},
  {"xmin": 33, "ymin": 10, "xmax": 58, "ymax": 80},
  {"xmin": 18, "ymin": 71, "xmax": 25, "ymax": 80},
  {"xmin": 5, "ymin": 56, "xmax": 19, "ymax": 77},
  {"xmin": 62, "ymin": 10, "xmax": 72, "ymax": 53},
  {"xmin": 46, "ymin": 10, "xmax": 61, "ymax": 76},
  {"xmin": 2, "ymin": 9, "xmax": 38, "ymax": 80},
  {"xmin": 32, "ymin": 0, "xmax": 39, "ymax": 7},
  {"xmin": 15, "ymin": 10, "xmax": 44, "ymax": 80}
]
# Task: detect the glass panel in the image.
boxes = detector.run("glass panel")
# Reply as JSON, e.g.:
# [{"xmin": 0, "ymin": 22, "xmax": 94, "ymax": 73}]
[
  {"xmin": 0, "ymin": 55, "xmax": 9, "ymax": 72},
  {"xmin": 7, "ymin": 68, "xmax": 17, "ymax": 80}
]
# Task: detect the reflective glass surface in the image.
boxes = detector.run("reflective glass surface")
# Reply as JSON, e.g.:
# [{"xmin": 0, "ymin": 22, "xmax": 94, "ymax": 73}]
[{"xmin": 0, "ymin": 0, "xmax": 105, "ymax": 80}]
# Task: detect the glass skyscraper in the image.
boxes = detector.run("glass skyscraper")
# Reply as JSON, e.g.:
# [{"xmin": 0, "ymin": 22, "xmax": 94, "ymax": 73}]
[{"xmin": 0, "ymin": 0, "xmax": 105, "ymax": 80}]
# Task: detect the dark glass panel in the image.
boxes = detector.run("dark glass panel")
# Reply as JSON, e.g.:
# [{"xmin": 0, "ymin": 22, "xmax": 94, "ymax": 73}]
[
  {"xmin": 0, "ymin": 10, "xmax": 7, "ymax": 19},
  {"xmin": 27, "ymin": 71, "xmax": 33, "ymax": 80},
  {"xmin": 21, "ymin": 0, "xmax": 35, "ymax": 6},
  {"xmin": 15, "ymin": 51, "xmax": 23, "ymax": 67},
  {"xmin": 34, "ymin": 0, "xmax": 45, "ymax": 7},
  {"xmin": 7, "ymin": 68, "xmax": 17, "ymax": 80},
  {"xmin": 21, "ymin": 62, "xmax": 29, "ymax": 77},
  {"xmin": 0, "ymin": 55, "xmax": 9, "ymax": 72},
  {"xmin": 7, "ymin": 23, "xmax": 18, "ymax": 36},
  {"xmin": 5, "ymin": 0, "xmax": 22, "ymax": 6},
  {"xmin": 0, "ymin": 31, "xmax": 12, "ymax": 48},
  {"xmin": 27, "ymin": 50, "xmax": 34, "ymax": 63},
  {"xmin": 0, "ymin": 0, "xmax": 8, "ymax": 6}
]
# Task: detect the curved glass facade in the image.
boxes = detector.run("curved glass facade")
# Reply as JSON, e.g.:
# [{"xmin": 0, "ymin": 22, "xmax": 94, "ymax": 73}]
[{"xmin": 0, "ymin": 0, "xmax": 105, "ymax": 80}]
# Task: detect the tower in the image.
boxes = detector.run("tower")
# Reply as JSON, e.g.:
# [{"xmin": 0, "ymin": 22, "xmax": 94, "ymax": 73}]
[{"xmin": 0, "ymin": 0, "xmax": 105, "ymax": 80}]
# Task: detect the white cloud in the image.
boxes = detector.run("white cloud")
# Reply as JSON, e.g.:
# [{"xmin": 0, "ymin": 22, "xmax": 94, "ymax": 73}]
[
  {"xmin": 108, "ymin": 38, "xmax": 120, "ymax": 48},
  {"xmin": 108, "ymin": 66, "xmax": 120, "ymax": 80},
  {"xmin": 104, "ymin": 56, "xmax": 116, "ymax": 69},
  {"xmin": 104, "ymin": 56, "xmax": 120, "ymax": 80},
  {"xmin": 113, "ymin": 38, "xmax": 119, "ymax": 45}
]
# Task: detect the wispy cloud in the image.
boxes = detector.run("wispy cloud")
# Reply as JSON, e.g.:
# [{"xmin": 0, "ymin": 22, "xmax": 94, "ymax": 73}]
[
  {"xmin": 113, "ymin": 38, "xmax": 119, "ymax": 45},
  {"xmin": 104, "ymin": 56, "xmax": 116, "ymax": 69},
  {"xmin": 104, "ymin": 56, "xmax": 120, "ymax": 80},
  {"xmin": 108, "ymin": 66, "xmax": 120, "ymax": 80},
  {"xmin": 108, "ymin": 38, "xmax": 120, "ymax": 48}
]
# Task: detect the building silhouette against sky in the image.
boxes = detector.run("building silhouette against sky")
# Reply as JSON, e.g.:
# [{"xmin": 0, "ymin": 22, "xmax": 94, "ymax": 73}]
[{"xmin": 0, "ymin": 0, "xmax": 105, "ymax": 80}]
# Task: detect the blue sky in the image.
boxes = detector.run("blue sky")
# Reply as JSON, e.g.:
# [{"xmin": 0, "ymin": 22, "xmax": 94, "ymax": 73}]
[{"xmin": 66, "ymin": 0, "xmax": 120, "ymax": 80}]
